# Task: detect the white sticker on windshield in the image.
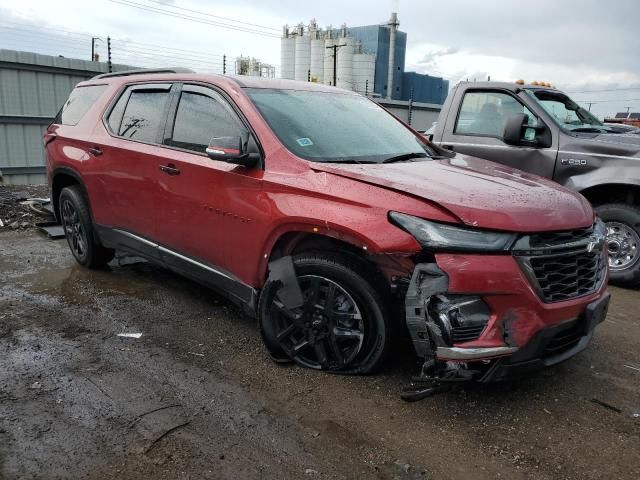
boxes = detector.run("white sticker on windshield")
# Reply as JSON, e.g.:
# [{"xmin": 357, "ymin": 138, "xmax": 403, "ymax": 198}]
[{"xmin": 297, "ymin": 137, "xmax": 313, "ymax": 147}]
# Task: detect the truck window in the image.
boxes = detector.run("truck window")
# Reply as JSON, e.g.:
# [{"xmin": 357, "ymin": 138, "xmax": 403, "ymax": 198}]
[
  {"xmin": 455, "ymin": 91, "xmax": 535, "ymax": 140},
  {"xmin": 54, "ymin": 85, "xmax": 107, "ymax": 126}
]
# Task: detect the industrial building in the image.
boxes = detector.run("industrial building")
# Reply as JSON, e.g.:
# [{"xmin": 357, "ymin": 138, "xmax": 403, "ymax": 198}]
[
  {"xmin": 234, "ymin": 56, "xmax": 276, "ymax": 78},
  {"xmin": 280, "ymin": 13, "xmax": 449, "ymax": 104}
]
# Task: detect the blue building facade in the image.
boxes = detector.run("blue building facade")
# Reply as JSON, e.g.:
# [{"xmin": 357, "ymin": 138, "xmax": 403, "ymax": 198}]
[
  {"xmin": 340, "ymin": 24, "xmax": 448, "ymax": 104},
  {"xmin": 402, "ymin": 72, "xmax": 449, "ymax": 104}
]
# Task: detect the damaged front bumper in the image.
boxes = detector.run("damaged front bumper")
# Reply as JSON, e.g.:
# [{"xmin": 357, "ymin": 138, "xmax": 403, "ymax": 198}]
[{"xmin": 403, "ymin": 254, "xmax": 610, "ymax": 383}]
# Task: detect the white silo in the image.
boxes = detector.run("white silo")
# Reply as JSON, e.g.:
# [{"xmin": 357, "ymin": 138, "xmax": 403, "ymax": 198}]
[
  {"xmin": 336, "ymin": 26, "xmax": 354, "ymax": 90},
  {"xmin": 352, "ymin": 42, "xmax": 375, "ymax": 95},
  {"xmin": 323, "ymin": 28, "xmax": 335, "ymax": 85},
  {"xmin": 309, "ymin": 21, "xmax": 324, "ymax": 83},
  {"xmin": 294, "ymin": 23, "xmax": 311, "ymax": 82},
  {"xmin": 280, "ymin": 25, "xmax": 295, "ymax": 79}
]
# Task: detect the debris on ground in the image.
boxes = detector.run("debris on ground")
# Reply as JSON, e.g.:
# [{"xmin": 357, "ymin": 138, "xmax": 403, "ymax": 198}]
[
  {"xmin": 117, "ymin": 333, "xmax": 143, "ymax": 339},
  {"xmin": 0, "ymin": 184, "xmax": 55, "ymax": 231},
  {"xmin": 590, "ymin": 398, "xmax": 622, "ymax": 413}
]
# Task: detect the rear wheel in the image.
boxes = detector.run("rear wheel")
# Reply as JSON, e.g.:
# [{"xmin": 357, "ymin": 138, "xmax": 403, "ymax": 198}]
[
  {"xmin": 259, "ymin": 253, "xmax": 390, "ymax": 374},
  {"xmin": 595, "ymin": 203, "xmax": 640, "ymax": 287},
  {"xmin": 59, "ymin": 186, "xmax": 114, "ymax": 268}
]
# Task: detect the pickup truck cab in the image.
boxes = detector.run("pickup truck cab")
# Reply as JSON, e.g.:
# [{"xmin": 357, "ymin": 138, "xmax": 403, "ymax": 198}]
[{"xmin": 433, "ymin": 81, "xmax": 640, "ymax": 287}]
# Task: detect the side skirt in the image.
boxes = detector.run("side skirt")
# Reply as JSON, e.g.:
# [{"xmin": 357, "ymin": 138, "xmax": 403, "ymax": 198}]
[{"xmin": 95, "ymin": 225, "xmax": 258, "ymax": 315}]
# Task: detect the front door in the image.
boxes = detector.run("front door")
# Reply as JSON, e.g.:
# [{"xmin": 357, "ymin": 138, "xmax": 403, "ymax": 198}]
[
  {"xmin": 438, "ymin": 90, "xmax": 557, "ymax": 178},
  {"xmin": 153, "ymin": 83, "xmax": 264, "ymax": 289}
]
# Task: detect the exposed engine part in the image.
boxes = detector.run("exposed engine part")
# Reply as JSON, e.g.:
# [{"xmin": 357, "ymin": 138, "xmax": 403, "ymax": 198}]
[{"xmin": 402, "ymin": 264, "xmax": 493, "ymax": 400}]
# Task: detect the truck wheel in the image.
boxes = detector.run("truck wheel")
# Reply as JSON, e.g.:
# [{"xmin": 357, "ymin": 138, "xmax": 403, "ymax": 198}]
[
  {"xmin": 59, "ymin": 186, "xmax": 115, "ymax": 268},
  {"xmin": 259, "ymin": 253, "xmax": 390, "ymax": 375},
  {"xmin": 595, "ymin": 203, "xmax": 640, "ymax": 287}
]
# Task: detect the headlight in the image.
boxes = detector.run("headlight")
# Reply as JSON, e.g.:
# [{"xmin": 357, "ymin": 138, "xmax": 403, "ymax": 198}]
[{"xmin": 389, "ymin": 211, "xmax": 517, "ymax": 252}]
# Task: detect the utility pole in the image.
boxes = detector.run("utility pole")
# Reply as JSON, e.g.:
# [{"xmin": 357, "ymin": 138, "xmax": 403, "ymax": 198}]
[
  {"xmin": 625, "ymin": 106, "xmax": 631, "ymax": 114},
  {"xmin": 586, "ymin": 102, "xmax": 594, "ymax": 111},
  {"xmin": 223, "ymin": 55, "xmax": 226, "ymax": 74},
  {"xmin": 326, "ymin": 43, "xmax": 346, "ymax": 87},
  {"xmin": 408, "ymin": 87, "xmax": 414, "ymax": 126},
  {"xmin": 107, "ymin": 36, "xmax": 112, "ymax": 73}
]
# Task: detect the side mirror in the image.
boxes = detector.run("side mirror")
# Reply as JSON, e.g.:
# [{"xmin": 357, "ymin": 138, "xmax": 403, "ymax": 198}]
[
  {"xmin": 503, "ymin": 113, "xmax": 551, "ymax": 148},
  {"xmin": 206, "ymin": 132, "xmax": 261, "ymax": 167}
]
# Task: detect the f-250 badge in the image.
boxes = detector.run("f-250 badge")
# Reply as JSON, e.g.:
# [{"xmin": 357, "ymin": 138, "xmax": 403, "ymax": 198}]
[{"xmin": 561, "ymin": 158, "xmax": 588, "ymax": 166}]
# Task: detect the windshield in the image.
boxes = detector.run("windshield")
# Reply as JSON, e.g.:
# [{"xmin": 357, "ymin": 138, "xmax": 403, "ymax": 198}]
[
  {"xmin": 246, "ymin": 88, "xmax": 436, "ymax": 163},
  {"xmin": 526, "ymin": 89, "xmax": 604, "ymax": 132}
]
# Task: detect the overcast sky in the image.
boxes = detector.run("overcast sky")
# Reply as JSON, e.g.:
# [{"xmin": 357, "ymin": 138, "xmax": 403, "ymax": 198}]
[{"xmin": 1, "ymin": 0, "xmax": 639, "ymax": 118}]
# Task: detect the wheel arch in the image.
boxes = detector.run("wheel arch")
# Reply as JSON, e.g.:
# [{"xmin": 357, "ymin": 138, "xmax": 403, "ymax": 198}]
[
  {"xmin": 258, "ymin": 224, "xmax": 392, "ymax": 294},
  {"xmin": 51, "ymin": 167, "xmax": 90, "ymax": 222},
  {"xmin": 579, "ymin": 182, "xmax": 640, "ymax": 207}
]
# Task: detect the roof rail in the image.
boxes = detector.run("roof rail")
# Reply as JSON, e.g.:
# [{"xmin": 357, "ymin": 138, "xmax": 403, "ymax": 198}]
[{"xmin": 92, "ymin": 68, "xmax": 195, "ymax": 79}]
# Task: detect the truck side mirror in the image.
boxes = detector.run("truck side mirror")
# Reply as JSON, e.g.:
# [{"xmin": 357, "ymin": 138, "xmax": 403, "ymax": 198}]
[
  {"xmin": 206, "ymin": 131, "xmax": 261, "ymax": 167},
  {"xmin": 503, "ymin": 113, "xmax": 551, "ymax": 148}
]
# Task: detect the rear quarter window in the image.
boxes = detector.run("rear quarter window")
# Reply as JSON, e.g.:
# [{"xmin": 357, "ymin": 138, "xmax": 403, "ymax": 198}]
[{"xmin": 54, "ymin": 85, "xmax": 107, "ymax": 126}]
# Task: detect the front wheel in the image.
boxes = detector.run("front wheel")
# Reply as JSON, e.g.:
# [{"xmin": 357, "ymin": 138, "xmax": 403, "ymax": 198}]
[
  {"xmin": 595, "ymin": 203, "xmax": 640, "ymax": 287},
  {"xmin": 258, "ymin": 253, "xmax": 390, "ymax": 375}
]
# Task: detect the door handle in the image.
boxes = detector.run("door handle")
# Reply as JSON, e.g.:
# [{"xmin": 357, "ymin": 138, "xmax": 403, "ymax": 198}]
[
  {"xmin": 88, "ymin": 147, "xmax": 103, "ymax": 156},
  {"xmin": 159, "ymin": 163, "xmax": 181, "ymax": 176}
]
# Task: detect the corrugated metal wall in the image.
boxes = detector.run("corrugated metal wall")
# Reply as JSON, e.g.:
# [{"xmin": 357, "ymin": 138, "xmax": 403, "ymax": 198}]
[{"xmin": 0, "ymin": 49, "xmax": 130, "ymax": 185}]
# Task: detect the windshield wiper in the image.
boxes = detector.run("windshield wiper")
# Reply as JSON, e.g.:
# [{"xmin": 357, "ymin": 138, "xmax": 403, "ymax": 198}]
[{"xmin": 382, "ymin": 152, "xmax": 429, "ymax": 164}]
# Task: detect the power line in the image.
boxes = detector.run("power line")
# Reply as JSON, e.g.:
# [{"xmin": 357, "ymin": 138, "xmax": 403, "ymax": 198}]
[
  {"xmin": 577, "ymin": 98, "xmax": 640, "ymax": 104},
  {"xmin": 142, "ymin": 0, "xmax": 280, "ymax": 32},
  {"xmin": 107, "ymin": 0, "xmax": 280, "ymax": 38},
  {"xmin": 566, "ymin": 87, "xmax": 640, "ymax": 94}
]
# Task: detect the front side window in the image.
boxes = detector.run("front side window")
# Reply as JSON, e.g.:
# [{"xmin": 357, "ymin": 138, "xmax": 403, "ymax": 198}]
[
  {"xmin": 115, "ymin": 88, "xmax": 170, "ymax": 143},
  {"xmin": 246, "ymin": 89, "xmax": 436, "ymax": 163},
  {"xmin": 55, "ymin": 85, "xmax": 107, "ymax": 126},
  {"xmin": 455, "ymin": 91, "xmax": 536, "ymax": 139},
  {"xmin": 166, "ymin": 89, "xmax": 244, "ymax": 153}
]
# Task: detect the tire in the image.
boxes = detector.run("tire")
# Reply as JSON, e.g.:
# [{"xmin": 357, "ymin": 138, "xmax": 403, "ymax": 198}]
[
  {"xmin": 59, "ymin": 185, "xmax": 114, "ymax": 268},
  {"xmin": 259, "ymin": 253, "xmax": 390, "ymax": 375},
  {"xmin": 595, "ymin": 203, "xmax": 640, "ymax": 287}
]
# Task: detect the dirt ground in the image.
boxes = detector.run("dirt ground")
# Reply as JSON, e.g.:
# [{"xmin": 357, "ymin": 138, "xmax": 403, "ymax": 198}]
[{"xmin": 0, "ymin": 229, "xmax": 638, "ymax": 480}]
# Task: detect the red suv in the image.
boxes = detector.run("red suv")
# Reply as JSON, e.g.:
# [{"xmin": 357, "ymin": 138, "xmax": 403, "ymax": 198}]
[{"xmin": 45, "ymin": 69, "xmax": 610, "ymax": 386}]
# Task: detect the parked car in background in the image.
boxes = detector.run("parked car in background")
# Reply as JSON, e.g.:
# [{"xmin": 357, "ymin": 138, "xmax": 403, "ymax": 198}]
[
  {"xmin": 45, "ymin": 71, "xmax": 609, "ymax": 387},
  {"xmin": 432, "ymin": 81, "xmax": 640, "ymax": 287}
]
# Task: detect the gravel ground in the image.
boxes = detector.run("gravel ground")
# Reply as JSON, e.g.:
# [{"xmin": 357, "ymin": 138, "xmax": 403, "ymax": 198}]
[{"xmin": 0, "ymin": 229, "xmax": 638, "ymax": 479}]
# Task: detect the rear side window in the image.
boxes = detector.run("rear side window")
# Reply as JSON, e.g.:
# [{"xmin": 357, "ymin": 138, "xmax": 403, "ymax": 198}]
[
  {"xmin": 117, "ymin": 90, "xmax": 170, "ymax": 143},
  {"xmin": 55, "ymin": 85, "xmax": 107, "ymax": 126},
  {"xmin": 166, "ymin": 90, "xmax": 244, "ymax": 153}
]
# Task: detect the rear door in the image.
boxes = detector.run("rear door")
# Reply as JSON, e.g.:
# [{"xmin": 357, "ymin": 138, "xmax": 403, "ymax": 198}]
[
  {"xmin": 89, "ymin": 83, "xmax": 173, "ymax": 251},
  {"xmin": 438, "ymin": 89, "xmax": 557, "ymax": 178}
]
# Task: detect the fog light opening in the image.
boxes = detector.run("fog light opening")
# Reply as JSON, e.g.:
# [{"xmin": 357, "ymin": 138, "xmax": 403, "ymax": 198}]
[{"xmin": 427, "ymin": 295, "xmax": 491, "ymax": 345}]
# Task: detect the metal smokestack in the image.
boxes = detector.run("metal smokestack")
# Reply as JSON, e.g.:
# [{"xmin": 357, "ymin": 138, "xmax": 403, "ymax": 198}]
[{"xmin": 386, "ymin": 12, "xmax": 399, "ymax": 99}]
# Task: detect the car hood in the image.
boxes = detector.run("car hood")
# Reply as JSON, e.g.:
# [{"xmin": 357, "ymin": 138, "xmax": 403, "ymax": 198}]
[{"xmin": 311, "ymin": 155, "xmax": 593, "ymax": 232}]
